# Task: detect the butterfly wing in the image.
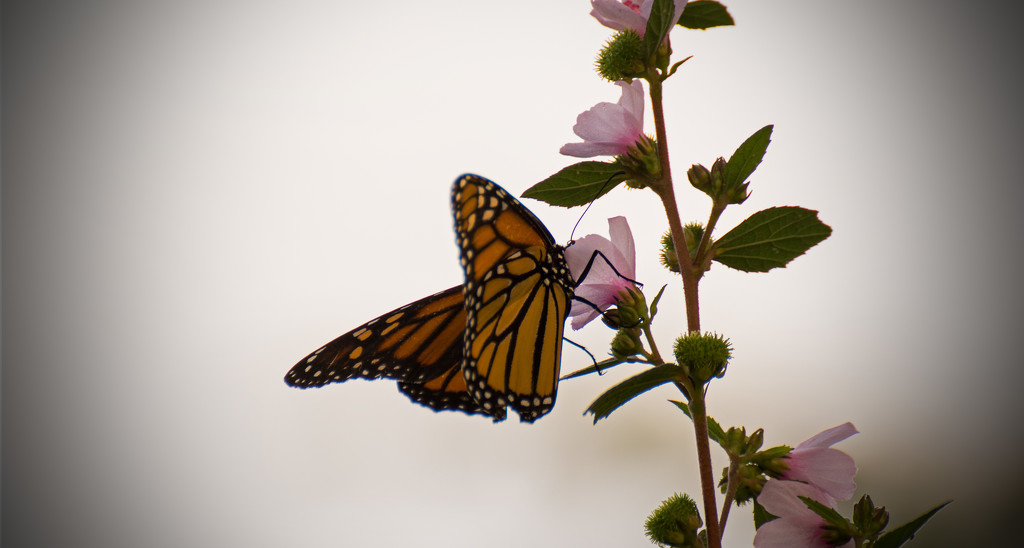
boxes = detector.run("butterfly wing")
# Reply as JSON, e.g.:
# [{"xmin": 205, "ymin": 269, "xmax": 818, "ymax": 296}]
[
  {"xmin": 451, "ymin": 174, "xmax": 575, "ymax": 422},
  {"xmin": 285, "ymin": 285, "xmax": 489, "ymax": 417}
]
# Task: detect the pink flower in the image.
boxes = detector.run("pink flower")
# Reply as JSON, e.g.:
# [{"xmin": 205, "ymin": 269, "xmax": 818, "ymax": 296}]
[
  {"xmin": 754, "ymin": 480, "xmax": 852, "ymax": 548},
  {"xmin": 590, "ymin": 0, "xmax": 689, "ymax": 37},
  {"xmin": 564, "ymin": 216, "xmax": 637, "ymax": 329},
  {"xmin": 782, "ymin": 422, "xmax": 858, "ymax": 500},
  {"xmin": 754, "ymin": 424, "xmax": 859, "ymax": 548},
  {"xmin": 560, "ymin": 80, "xmax": 645, "ymax": 158}
]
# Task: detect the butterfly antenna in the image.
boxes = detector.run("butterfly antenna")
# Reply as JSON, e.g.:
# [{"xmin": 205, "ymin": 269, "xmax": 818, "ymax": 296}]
[{"xmin": 569, "ymin": 171, "xmax": 626, "ymax": 242}]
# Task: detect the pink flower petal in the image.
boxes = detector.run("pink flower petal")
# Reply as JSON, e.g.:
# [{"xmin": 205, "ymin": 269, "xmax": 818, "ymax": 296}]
[
  {"xmin": 795, "ymin": 422, "xmax": 858, "ymax": 451},
  {"xmin": 607, "ymin": 216, "xmax": 636, "ymax": 277},
  {"xmin": 564, "ymin": 216, "xmax": 638, "ymax": 329},
  {"xmin": 754, "ymin": 480, "xmax": 838, "ymax": 548},
  {"xmin": 754, "ymin": 518, "xmax": 828, "ymax": 548},
  {"xmin": 616, "ymin": 80, "xmax": 645, "ymax": 123},
  {"xmin": 566, "ymin": 234, "xmax": 613, "ymax": 282},
  {"xmin": 560, "ymin": 141, "xmax": 631, "ymax": 158},
  {"xmin": 561, "ymin": 81, "xmax": 644, "ymax": 159},
  {"xmin": 758, "ymin": 480, "xmax": 834, "ymax": 520},
  {"xmin": 590, "ymin": 0, "xmax": 648, "ymax": 34},
  {"xmin": 785, "ymin": 448, "xmax": 857, "ymax": 501},
  {"xmin": 782, "ymin": 422, "xmax": 858, "ymax": 500},
  {"xmin": 566, "ymin": 217, "xmax": 635, "ymax": 286},
  {"xmin": 590, "ymin": 0, "xmax": 690, "ymax": 37}
]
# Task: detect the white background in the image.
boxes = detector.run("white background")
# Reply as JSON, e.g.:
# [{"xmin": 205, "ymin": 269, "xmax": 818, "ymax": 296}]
[{"xmin": 5, "ymin": 1, "xmax": 1022, "ymax": 546}]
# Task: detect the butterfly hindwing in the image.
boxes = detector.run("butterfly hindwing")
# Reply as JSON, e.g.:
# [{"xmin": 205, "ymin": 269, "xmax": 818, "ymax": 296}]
[
  {"xmin": 452, "ymin": 174, "xmax": 575, "ymax": 422},
  {"xmin": 284, "ymin": 285, "xmax": 489, "ymax": 417},
  {"xmin": 397, "ymin": 365, "xmax": 485, "ymax": 416}
]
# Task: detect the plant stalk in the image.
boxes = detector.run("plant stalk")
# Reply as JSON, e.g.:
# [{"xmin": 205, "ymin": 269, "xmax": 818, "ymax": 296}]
[
  {"xmin": 719, "ymin": 458, "xmax": 741, "ymax": 533},
  {"xmin": 647, "ymin": 72, "xmax": 720, "ymax": 548},
  {"xmin": 688, "ymin": 392, "xmax": 722, "ymax": 548},
  {"xmin": 646, "ymin": 73, "xmax": 700, "ymax": 333}
]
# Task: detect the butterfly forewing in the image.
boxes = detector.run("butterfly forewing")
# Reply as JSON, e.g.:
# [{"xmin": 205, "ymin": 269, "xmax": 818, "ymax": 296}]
[{"xmin": 452, "ymin": 174, "xmax": 575, "ymax": 422}]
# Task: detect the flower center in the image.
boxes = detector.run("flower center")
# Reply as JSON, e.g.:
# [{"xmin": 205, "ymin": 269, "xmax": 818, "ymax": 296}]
[{"xmin": 623, "ymin": 0, "xmax": 642, "ymax": 14}]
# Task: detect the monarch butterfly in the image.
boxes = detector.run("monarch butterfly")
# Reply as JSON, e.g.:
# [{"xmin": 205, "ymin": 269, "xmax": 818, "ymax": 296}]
[{"xmin": 285, "ymin": 174, "xmax": 575, "ymax": 422}]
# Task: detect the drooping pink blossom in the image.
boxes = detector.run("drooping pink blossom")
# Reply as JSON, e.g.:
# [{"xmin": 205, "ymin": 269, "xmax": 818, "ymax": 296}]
[
  {"xmin": 782, "ymin": 422, "xmax": 858, "ymax": 500},
  {"xmin": 560, "ymin": 80, "xmax": 645, "ymax": 159},
  {"xmin": 564, "ymin": 216, "xmax": 637, "ymax": 329},
  {"xmin": 590, "ymin": 0, "xmax": 689, "ymax": 37},
  {"xmin": 754, "ymin": 480, "xmax": 851, "ymax": 548}
]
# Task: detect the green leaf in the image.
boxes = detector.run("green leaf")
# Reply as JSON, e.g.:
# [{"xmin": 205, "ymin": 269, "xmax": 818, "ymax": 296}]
[
  {"xmin": 752, "ymin": 499, "xmax": 775, "ymax": 529},
  {"xmin": 522, "ymin": 161, "xmax": 624, "ymax": 207},
  {"xmin": 873, "ymin": 501, "xmax": 951, "ymax": 548},
  {"xmin": 678, "ymin": 1, "xmax": 735, "ymax": 30},
  {"xmin": 648, "ymin": 284, "xmax": 668, "ymax": 319},
  {"xmin": 723, "ymin": 125, "xmax": 773, "ymax": 190},
  {"xmin": 586, "ymin": 364, "xmax": 682, "ymax": 423},
  {"xmin": 711, "ymin": 206, "xmax": 832, "ymax": 272},
  {"xmin": 668, "ymin": 400, "xmax": 727, "ymax": 445},
  {"xmin": 799, "ymin": 496, "xmax": 851, "ymax": 529},
  {"xmin": 643, "ymin": 0, "xmax": 677, "ymax": 57},
  {"xmin": 670, "ymin": 399, "xmax": 691, "ymax": 417}
]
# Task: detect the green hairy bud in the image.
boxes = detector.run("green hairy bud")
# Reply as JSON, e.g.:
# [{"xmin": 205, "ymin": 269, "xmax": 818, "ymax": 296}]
[
  {"xmin": 645, "ymin": 493, "xmax": 703, "ymax": 548},
  {"xmin": 673, "ymin": 332, "xmax": 732, "ymax": 385},
  {"xmin": 596, "ymin": 29, "xmax": 646, "ymax": 82}
]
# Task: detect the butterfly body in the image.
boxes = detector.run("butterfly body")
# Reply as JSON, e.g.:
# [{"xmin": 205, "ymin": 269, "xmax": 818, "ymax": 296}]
[{"xmin": 286, "ymin": 174, "xmax": 574, "ymax": 422}]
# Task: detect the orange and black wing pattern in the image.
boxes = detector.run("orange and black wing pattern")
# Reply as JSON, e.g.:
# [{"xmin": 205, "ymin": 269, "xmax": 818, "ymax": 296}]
[
  {"xmin": 451, "ymin": 174, "xmax": 575, "ymax": 422},
  {"xmin": 286, "ymin": 174, "xmax": 575, "ymax": 422},
  {"xmin": 284, "ymin": 285, "xmax": 488, "ymax": 416}
]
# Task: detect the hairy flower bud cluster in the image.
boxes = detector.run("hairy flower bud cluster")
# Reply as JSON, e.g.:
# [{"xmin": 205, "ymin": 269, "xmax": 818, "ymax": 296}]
[
  {"xmin": 644, "ymin": 492, "xmax": 702, "ymax": 548},
  {"xmin": 659, "ymin": 224, "xmax": 703, "ymax": 273},
  {"xmin": 596, "ymin": 30, "xmax": 646, "ymax": 81},
  {"xmin": 673, "ymin": 331, "xmax": 731, "ymax": 385},
  {"xmin": 616, "ymin": 134, "xmax": 661, "ymax": 189}
]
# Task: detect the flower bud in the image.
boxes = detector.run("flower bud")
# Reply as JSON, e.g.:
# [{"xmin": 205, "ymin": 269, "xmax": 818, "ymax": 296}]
[
  {"xmin": 753, "ymin": 445, "xmax": 794, "ymax": 478},
  {"xmin": 682, "ymin": 223, "xmax": 703, "ymax": 261},
  {"xmin": 618, "ymin": 134, "xmax": 661, "ymax": 189},
  {"xmin": 601, "ymin": 308, "xmax": 624, "ymax": 329},
  {"xmin": 687, "ymin": 163, "xmax": 712, "ymax": 193},
  {"xmin": 853, "ymin": 495, "xmax": 889, "ymax": 538},
  {"xmin": 644, "ymin": 493, "xmax": 703, "ymax": 548},
  {"xmin": 727, "ymin": 180, "xmax": 751, "ymax": 205},
  {"xmin": 746, "ymin": 428, "xmax": 765, "ymax": 454},
  {"xmin": 660, "ymin": 224, "xmax": 703, "ymax": 273},
  {"xmin": 611, "ymin": 329, "xmax": 643, "ymax": 359},
  {"xmin": 728, "ymin": 463, "xmax": 768, "ymax": 504},
  {"xmin": 709, "ymin": 157, "xmax": 727, "ymax": 185},
  {"xmin": 613, "ymin": 286, "xmax": 646, "ymax": 327},
  {"xmin": 660, "ymin": 231, "xmax": 680, "ymax": 273},
  {"xmin": 724, "ymin": 427, "xmax": 748, "ymax": 456},
  {"xmin": 596, "ymin": 29, "xmax": 646, "ymax": 82},
  {"xmin": 673, "ymin": 332, "xmax": 732, "ymax": 385},
  {"xmin": 691, "ymin": 157, "xmax": 751, "ymax": 206}
]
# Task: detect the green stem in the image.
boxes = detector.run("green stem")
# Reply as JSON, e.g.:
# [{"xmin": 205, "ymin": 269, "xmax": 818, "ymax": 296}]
[
  {"xmin": 719, "ymin": 458, "xmax": 741, "ymax": 533},
  {"xmin": 695, "ymin": 201, "xmax": 727, "ymax": 268},
  {"xmin": 642, "ymin": 324, "xmax": 664, "ymax": 365},
  {"xmin": 647, "ymin": 68, "xmax": 721, "ymax": 548},
  {"xmin": 688, "ymin": 391, "xmax": 722, "ymax": 548},
  {"xmin": 646, "ymin": 74, "xmax": 701, "ymax": 334},
  {"xmin": 648, "ymin": 72, "xmax": 720, "ymax": 548}
]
